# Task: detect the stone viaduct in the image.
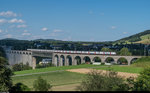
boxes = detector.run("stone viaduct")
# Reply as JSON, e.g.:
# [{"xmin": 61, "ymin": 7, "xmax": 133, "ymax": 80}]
[{"xmin": 5, "ymin": 49, "xmax": 142, "ymax": 69}]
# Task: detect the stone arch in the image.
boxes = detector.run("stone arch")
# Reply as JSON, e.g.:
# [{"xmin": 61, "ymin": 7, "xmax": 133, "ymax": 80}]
[
  {"xmin": 117, "ymin": 57, "xmax": 128, "ymax": 65},
  {"xmin": 60, "ymin": 55, "xmax": 65, "ymax": 66},
  {"xmin": 105, "ymin": 57, "xmax": 115, "ymax": 63},
  {"xmin": 66, "ymin": 55, "xmax": 72, "ymax": 66},
  {"xmin": 130, "ymin": 58, "xmax": 139, "ymax": 64},
  {"xmin": 93, "ymin": 57, "xmax": 101, "ymax": 62},
  {"xmin": 54, "ymin": 55, "xmax": 59, "ymax": 66},
  {"xmin": 75, "ymin": 56, "xmax": 81, "ymax": 65},
  {"xmin": 83, "ymin": 56, "xmax": 91, "ymax": 64}
]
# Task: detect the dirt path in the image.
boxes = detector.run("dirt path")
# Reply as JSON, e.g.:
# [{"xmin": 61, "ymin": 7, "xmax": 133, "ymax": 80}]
[{"xmin": 66, "ymin": 68, "xmax": 139, "ymax": 79}]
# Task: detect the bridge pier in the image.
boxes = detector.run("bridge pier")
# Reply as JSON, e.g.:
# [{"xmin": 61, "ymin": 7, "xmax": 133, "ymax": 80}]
[
  {"xmin": 101, "ymin": 58, "xmax": 106, "ymax": 63},
  {"xmin": 32, "ymin": 56, "xmax": 36, "ymax": 69},
  {"xmin": 72, "ymin": 58, "xmax": 76, "ymax": 65},
  {"xmin": 114, "ymin": 58, "xmax": 118, "ymax": 64},
  {"xmin": 66, "ymin": 57, "xmax": 69, "ymax": 66},
  {"xmin": 60, "ymin": 57, "xmax": 63, "ymax": 66},
  {"xmin": 127, "ymin": 58, "xmax": 132, "ymax": 65}
]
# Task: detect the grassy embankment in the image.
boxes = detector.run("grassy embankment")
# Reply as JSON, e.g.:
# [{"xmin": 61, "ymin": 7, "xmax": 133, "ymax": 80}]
[
  {"xmin": 14, "ymin": 64, "xmax": 102, "ymax": 75},
  {"xmin": 94, "ymin": 65, "xmax": 143, "ymax": 73}
]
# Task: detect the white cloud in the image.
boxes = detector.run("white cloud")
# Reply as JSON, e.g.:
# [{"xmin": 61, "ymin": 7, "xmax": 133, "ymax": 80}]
[
  {"xmin": 5, "ymin": 34, "xmax": 12, "ymax": 38},
  {"xmin": 23, "ymin": 30, "xmax": 28, "ymax": 32},
  {"xmin": 9, "ymin": 18, "xmax": 24, "ymax": 23},
  {"xmin": 53, "ymin": 29, "xmax": 62, "ymax": 32},
  {"xmin": 0, "ymin": 11, "xmax": 17, "ymax": 17},
  {"xmin": 49, "ymin": 29, "xmax": 63, "ymax": 36},
  {"xmin": 5, "ymin": 29, "xmax": 8, "ymax": 33},
  {"xmin": 49, "ymin": 33, "xmax": 57, "ymax": 36},
  {"xmin": 0, "ymin": 29, "xmax": 2, "ymax": 33},
  {"xmin": 22, "ymin": 32, "xmax": 31, "ymax": 36},
  {"xmin": 63, "ymin": 36, "xmax": 72, "ymax": 41},
  {"xmin": 17, "ymin": 24, "xmax": 27, "ymax": 28},
  {"xmin": 111, "ymin": 26, "xmax": 116, "ymax": 29},
  {"xmin": 123, "ymin": 32, "xmax": 127, "ymax": 34},
  {"xmin": 0, "ymin": 19, "xmax": 7, "ymax": 24},
  {"xmin": 41, "ymin": 27, "xmax": 48, "ymax": 31}
]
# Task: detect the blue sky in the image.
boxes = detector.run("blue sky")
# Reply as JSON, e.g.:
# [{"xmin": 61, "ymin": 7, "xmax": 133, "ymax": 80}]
[{"xmin": 0, "ymin": 0, "xmax": 150, "ymax": 41}]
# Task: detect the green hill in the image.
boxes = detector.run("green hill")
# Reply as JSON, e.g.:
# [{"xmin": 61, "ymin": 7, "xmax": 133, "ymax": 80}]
[{"xmin": 114, "ymin": 30, "xmax": 150, "ymax": 44}]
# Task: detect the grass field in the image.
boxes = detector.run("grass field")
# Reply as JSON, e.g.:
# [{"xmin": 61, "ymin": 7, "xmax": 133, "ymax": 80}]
[
  {"xmin": 12, "ymin": 64, "xmax": 147, "ymax": 91},
  {"xmin": 94, "ymin": 65, "xmax": 143, "ymax": 73},
  {"xmin": 12, "ymin": 71, "xmax": 85, "ymax": 91},
  {"xmin": 14, "ymin": 64, "xmax": 102, "ymax": 75},
  {"xmin": 14, "ymin": 64, "xmax": 145, "ymax": 76}
]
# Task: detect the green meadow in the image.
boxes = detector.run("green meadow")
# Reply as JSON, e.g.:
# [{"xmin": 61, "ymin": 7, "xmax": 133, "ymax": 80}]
[
  {"xmin": 13, "ymin": 64, "xmax": 102, "ymax": 75},
  {"xmin": 12, "ymin": 71, "xmax": 85, "ymax": 90}
]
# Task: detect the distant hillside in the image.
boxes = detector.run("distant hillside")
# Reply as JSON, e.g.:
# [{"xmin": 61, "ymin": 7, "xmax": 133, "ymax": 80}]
[
  {"xmin": 1, "ymin": 38, "xmax": 18, "ymax": 40},
  {"xmin": 34, "ymin": 39, "xmax": 62, "ymax": 42},
  {"xmin": 114, "ymin": 30, "xmax": 150, "ymax": 44}
]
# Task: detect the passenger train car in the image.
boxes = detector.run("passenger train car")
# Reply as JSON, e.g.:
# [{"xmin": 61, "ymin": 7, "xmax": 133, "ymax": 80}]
[
  {"xmin": 27, "ymin": 49, "xmax": 116, "ymax": 55},
  {"xmin": 54, "ymin": 50, "xmax": 116, "ymax": 55}
]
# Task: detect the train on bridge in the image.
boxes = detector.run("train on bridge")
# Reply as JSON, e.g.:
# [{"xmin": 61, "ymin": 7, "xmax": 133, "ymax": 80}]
[
  {"xmin": 27, "ymin": 49, "xmax": 116, "ymax": 55},
  {"xmin": 54, "ymin": 50, "xmax": 116, "ymax": 55}
]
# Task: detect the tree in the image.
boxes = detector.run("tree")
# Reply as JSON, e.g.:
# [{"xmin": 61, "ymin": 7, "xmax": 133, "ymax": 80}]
[
  {"xmin": 33, "ymin": 76, "xmax": 52, "ymax": 91},
  {"xmin": 76, "ymin": 69, "xmax": 128, "ymax": 91},
  {"xmin": 0, "ymin": 57, "xmax": 13, "ymax": 91},
  {"xmin": 133, "ymin": 67, "xmax": 150, "ymax": 91},
  {"xmin": 11, "ymin": 83, "xmax": 30, "ymax": 91},
  {"xmin": 119, "ymin": 47, "xmax": 132, "ymax": 56},
  {"xmin": 101, "ymin": 47, "xmax": 112, "ymax": 52}
]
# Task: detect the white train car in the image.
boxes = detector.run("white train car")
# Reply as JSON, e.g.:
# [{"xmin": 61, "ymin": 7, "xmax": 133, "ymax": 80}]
[{"xmin": 53, "ymin": 50, "xmax": 116, "ymax": 55}]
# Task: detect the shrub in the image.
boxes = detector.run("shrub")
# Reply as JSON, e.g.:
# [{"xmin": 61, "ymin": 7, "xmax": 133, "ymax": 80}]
[
  {"xmin": 76, "ymin": 69, "xmax": 128, "ymax": 91},
  {"xmin": 101, "ymin": 62, "xmax": 105, "ymax": 65},
  {"xmin": 36, "ymin": 63, "xmax": 55, "ymax": 69},
  {"xmin": 12, "ymin": 64, "xmax": 22, "ymax": 71},
  {"xmin": 12, "ymin": 62, "xmax": 32, "ymax": 71},
  {"xmin": 81, "ymin": 63, "xmax": 85, "ymax": 65},
  {"xmin": 33, "ymin": 76, "xmax": 52, "ymax": 91},
  {"xmin": 11, "ymin": 83, "xmax": 30, "ymax": 91},
  {"xmin": 133, "ymin": 67, "xmax": 150, "ymax": 91}
]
